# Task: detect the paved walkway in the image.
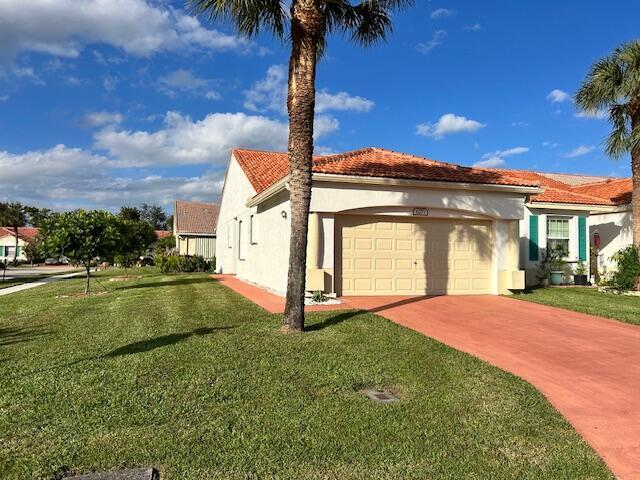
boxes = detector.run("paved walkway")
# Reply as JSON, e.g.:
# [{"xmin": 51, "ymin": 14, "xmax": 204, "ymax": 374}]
[
  {"xmin": 213, "ymin": 274, "xmax": 640, "ymax": 480},
  {"xmin": 0, "ymin": 271, "xmax": 86, "ymax": 296}
]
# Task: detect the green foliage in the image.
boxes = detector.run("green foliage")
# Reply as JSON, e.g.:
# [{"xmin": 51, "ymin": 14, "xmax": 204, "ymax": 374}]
[
  {"xmin": 574, "ymin": 261, "xmax": 588, "ymax": 276},
  {"xmin": 139, "ymin": 203, "xmax": 168, "ymax": 230},
  {"xmin": 23, "ymin": 206, "xmax": 53, "ymax": 227},
  {"xmin": 155, "ymin": 253, "xmax": 213, "ymax": 273},
  {"xmin": 23, "ymin": 237, "xmax": 46, "ymax": 264},
  {"xmin": 606, "ymin": 246, "xmax": 640, "ymax": 291},
  {"xmin": 114, "ymin": 220, "xmax": 156, "ymax": 269},
  {"xmin": 311, "ymin": 290, "xmax": 326, "ymax": 303},
  {"xmin": 118, "ymin": 206, "xmax": 141, "ymax": 222},
  {"xmin": 39, "ymin": 210, "xmax": 121, "ymax": 268},
  {"xmin": 576, "ymin": 40, "xmax": 640, "ymax": 158},
  {"xmin": 155, "ymin": 234, "xmax": 176, "ymax": 251}
]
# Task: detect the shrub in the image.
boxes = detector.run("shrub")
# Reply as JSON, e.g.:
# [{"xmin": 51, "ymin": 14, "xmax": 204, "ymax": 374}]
[
  {"xmin": 606, "ymin": 246, "xmax": 640, "ymax": 291},
  {"xmin": 156, "ymin": 253, "xmax": 213, "ymax": 273}
]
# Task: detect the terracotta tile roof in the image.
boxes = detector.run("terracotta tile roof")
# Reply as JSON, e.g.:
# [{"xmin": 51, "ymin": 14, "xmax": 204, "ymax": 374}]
[
  {"xmin": 0, "ymin": 226, "xmax": 39, "ymax": 241},
  {"xmin": 232, "ymin": 147, "xmax": 540, "ymax": 194},
  {"xmin": 154, "ymin": 230, "xmax": 172, "ymax": 239},
  {"xmin": 489, "ymin": 168, "xmax": 632, "ymax": 206},
  {"xmin": 571, "ymin": 178, "xmax": 633, "ymax": 206},
  {"xmin": 174, "ymin": 201, "xmax": 219, "ymax": 235}
]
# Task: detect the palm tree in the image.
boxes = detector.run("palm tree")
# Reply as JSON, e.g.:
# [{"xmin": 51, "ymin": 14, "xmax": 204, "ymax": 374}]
[
  {"xmin": 190, "ymin": 0, "xmax": 412, "ymax": 331},
  {"xmin": 576, "ymin": 40, "xmax": 640, "ymax": 249}
]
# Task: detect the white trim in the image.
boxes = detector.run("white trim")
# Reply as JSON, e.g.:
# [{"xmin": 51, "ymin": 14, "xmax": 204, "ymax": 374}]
[
  {"xmin": 177, "ymin": 232, "xmax": 217, "ymax": 237},
  {"xmin": 527, "ymin": 202, "xmax": 624, "ymax": 213},
  {"xmin": 247, "ymin": 173, "xmax": 541, "ymax": 207}
]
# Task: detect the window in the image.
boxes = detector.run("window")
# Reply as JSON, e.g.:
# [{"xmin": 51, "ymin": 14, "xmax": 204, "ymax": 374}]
[
  {"xmin": 238, "ymin": 220, "xmax": 245, "ymax": 260},
  {"xmin": 249, "ymin": 215, "xmax": 256, "ymax": 244},
  {"xmin": 4, "ymin": 246, "xmax": 15, "ymax": 257},
  {"xmin": 547, "ymin": 217, "xmax": 570, "ymax": 256}
]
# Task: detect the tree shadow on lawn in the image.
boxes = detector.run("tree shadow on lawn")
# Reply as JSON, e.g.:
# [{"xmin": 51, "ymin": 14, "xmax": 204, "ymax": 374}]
[
  {"xmin": 114, "ymin": 277, "xmax": 214, "ymax": 291},
  {"xmin": 104, "ymin": 326, "xmax": 234, "ymax": 357},
  {"xmin": 0, "ymin": 326, "xmax": 51, "ymax": 348},
  {"xmin": 305, "ymin": 310, "xmax": 364, "ymax": 332}
]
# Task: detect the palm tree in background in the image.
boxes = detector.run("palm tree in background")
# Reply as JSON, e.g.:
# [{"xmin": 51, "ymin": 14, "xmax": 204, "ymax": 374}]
[
  {"xmin": 190, "ymin": 0, "xmax": 413, "ymax": 331},
  {"xmin": 576, "ymin": 40, "xmax": 640, "ymax": 248}
]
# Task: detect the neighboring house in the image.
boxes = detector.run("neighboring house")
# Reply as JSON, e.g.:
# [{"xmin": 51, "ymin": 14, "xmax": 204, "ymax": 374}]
[
  {"xmin": 173, "ymin": 200, "xmax": 219, "ymax": 259},
  {"xmin": 484, "ymin": 170, "xmax": 633, "ymax": 284},
  {"xmin": 0, "ymin": 227, "xmax": 38, "ymax": 262},
  {"xmin": 154, "ymin": 230, "xmax": 173, "ymax": 240},
  {"xmin": 216, "ymin": 148, "xmax": 542, "ymax": 296}
]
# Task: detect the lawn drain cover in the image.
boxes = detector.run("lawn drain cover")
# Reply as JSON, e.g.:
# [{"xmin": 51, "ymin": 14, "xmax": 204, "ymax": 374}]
[{"xmin": 361, "ymin": 388, "xmax": 399, "ymax": 404}]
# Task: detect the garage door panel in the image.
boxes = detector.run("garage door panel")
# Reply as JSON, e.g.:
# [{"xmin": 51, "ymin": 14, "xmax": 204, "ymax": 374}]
[{"xmin": 340, "ymin": 216, "xmax": 492, "ymax": 295}]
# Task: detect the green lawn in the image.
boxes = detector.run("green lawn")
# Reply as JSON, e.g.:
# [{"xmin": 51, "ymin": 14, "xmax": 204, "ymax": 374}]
[
  {"xmin": 1, "ymin": 274, "xmax": 51, "ymax": 289},
  {"xmin": 0, "ymin": 269, "xmax": 612, "ymax": 479},
  {"xmin": 513, "ymin": 287, "xmax": 640, "ymax": 326}
]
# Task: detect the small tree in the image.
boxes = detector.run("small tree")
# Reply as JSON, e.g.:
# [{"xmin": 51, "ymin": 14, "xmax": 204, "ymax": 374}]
[
  {"xmin": 118, "ymin": 206, "xmax": 142, "ymax": 222},
  {"xmin": 0, "ymin": 202, "xmax": 27, "ymax": 264},
  {"xmin": 40, "ymin": 210, "xmax": 120, "ymax": 294},
  {"xmin": 139, "ymin": 204, "xmax": 168, "ymax": 230},
  {"xmin": 24, "ymin": 236, "xmax": 46, "ymax": 265},
  {"xmin": 23, "ymin": 206, "xmax": 53, "ymax": 227},
  {"xmin": 114, "ymin": 220, "xmax": 156, "ymax": 275}
]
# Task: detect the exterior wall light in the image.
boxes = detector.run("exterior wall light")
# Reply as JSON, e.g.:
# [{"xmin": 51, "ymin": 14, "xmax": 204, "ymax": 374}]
[{"xmin": 281, "ymin": 210, "xmax": 287, "ymax": 219}]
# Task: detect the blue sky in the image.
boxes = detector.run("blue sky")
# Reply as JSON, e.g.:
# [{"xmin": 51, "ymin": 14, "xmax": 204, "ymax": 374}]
[{"xmin": 0, "ymin": 0, "xmax": 638, "ymax": 211}]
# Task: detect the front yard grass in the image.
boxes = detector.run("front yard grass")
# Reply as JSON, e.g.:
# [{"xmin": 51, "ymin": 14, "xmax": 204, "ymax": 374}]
[
  {"xmin": 0, "ymin": 268, "xmax": 612, "ymax": 479},
  {"xmin": 513, "ymin": 287, "xmax": 640, "ymax": 326}
]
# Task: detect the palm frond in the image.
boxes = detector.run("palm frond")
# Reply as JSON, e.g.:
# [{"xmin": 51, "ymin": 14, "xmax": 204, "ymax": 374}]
[
  {"xmin": 605, "ymin": 103, "xmax": 631, "ymax": 158},
  {"xmin": 188, "ymin": 0, "xmax": 287, "ymax": 39},
  {"xmin": 324, "ymin": 0, "xmax": 413, "ymax": 46},
  {"xmin": 575, "ymin": 55, "xmax": 623, "ymax": 111}
]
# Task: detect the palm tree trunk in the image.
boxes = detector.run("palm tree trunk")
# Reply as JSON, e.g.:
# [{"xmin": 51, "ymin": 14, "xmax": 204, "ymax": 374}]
[
  {"xmin": 282, "ymin": 0, "xmax": 323, "ymax": 332},
  {"xmin": 632, "ymin": 115, "xmax": 640, "ymax": 250}
]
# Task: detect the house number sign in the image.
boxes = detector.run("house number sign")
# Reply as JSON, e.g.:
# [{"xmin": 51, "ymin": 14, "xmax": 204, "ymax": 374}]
[{"xmin": 412, "ymin": 208, "xmax": 429, "ymax": 216}]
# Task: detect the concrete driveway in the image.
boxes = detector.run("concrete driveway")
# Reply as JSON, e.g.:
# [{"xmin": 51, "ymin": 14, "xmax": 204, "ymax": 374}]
[{"xmin": 213, "ymin": 275, "xmax": 640, "ymax": 479}]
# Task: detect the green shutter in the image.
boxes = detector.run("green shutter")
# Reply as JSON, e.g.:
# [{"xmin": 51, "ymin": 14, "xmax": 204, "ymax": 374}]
[
  {"xmin": 0, "ymin": 246, "xmax": 4, "ymax": 256},
  {"xmin": 16, "ymin": 246, "xmax": 21, "ymax": 257},
  {"xmin": 529, "ymin": 215, "xmax": 539, "ymax": 261},
  {"xmin": 578, "ymin": 216, "xmax": 587, "ymax": 261}
]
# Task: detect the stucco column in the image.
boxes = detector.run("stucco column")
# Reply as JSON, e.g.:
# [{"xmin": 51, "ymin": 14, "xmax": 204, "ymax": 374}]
[
  {"xmin": 508, "ymin": 220, "xmax": 519, "ymax": 270},
  {"xmin": 307, "ymin": 212, "xmax": 321, "ymax": 269}
]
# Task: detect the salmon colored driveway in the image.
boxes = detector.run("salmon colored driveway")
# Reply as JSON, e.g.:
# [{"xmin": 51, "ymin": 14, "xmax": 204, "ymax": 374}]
[{"xmin": 212, "ymin": 275, "xmax": 640, "ymax": 480}]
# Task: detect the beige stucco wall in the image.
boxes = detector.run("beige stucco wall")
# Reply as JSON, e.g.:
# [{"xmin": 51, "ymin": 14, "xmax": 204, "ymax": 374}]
[
  {"xmin": 0, "ymin": 235, "xmax": 28, "ymax": 261},
  {"xmin": 176, "ymin": 235, "xmax": 216, "ymax": 258},
  {"xmin": 589, "ymin": 209, "xmax": 633, "ymax": 273}
]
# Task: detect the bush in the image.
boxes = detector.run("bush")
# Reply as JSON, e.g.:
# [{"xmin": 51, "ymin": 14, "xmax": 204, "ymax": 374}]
[
  {"xmin": 155, "ymin": 235, "xmax": 176, "ymax": 251},
  {"xmin": 156, "ymin": 253, "xmax": 214, "ymax": 273},
  {"xmin": 606, "ymin": 246, "xmax": 640, "ymax": 291}
]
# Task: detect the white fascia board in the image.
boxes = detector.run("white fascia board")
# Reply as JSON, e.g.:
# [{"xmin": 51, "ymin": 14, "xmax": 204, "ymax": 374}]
[{"xmin": 246, "ymin": 173, "xmax": 541, "ymax": 207}]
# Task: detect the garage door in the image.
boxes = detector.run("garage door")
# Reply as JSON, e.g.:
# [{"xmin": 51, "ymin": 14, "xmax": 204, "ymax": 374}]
[{"xmin": 339, "ymin": 215, "xmax": 492, "ymax": 295}]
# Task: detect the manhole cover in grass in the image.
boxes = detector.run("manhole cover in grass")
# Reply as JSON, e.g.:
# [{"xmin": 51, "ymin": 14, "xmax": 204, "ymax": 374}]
[{"xmin": 361, "ymin": 388, "xmax": 399, "ymax": 404}]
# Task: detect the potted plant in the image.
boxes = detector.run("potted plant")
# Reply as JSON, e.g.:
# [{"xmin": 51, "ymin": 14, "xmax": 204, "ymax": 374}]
[
  {"xmin": 536, "ymin": 248, "xmax": 553, "ymax": 286},
  {"xmin": 549, "ymin": 244, "xmax": 566, "ymax": 286},
  {"xmin": 573, "ymin": 261, "xmax": 588, "ymax": 286}
]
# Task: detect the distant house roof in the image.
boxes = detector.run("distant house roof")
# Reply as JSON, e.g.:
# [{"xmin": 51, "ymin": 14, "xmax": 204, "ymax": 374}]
[
  {"xmin": 0, "ymin": 226, "xmax": 39, "ymax": 241},
  {"xmin": 488, "ymin": 168, "xmax": 632, "ymax": 206},
  {"xmin": 174, "ymin": 200, "xmax": 219, "ymax": 235},
  {"xmin": 154, "ymin": 230, "xmax": 172, "ymax": 239},
  {"xmin": 232, "ymin": 147, "xmax": 541, "ymax": 195}
]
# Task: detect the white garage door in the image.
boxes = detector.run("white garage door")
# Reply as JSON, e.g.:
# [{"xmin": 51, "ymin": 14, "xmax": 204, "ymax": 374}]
[{"xmin": 339, "ymin": 215, "xmax": 492, "ymax": 295}]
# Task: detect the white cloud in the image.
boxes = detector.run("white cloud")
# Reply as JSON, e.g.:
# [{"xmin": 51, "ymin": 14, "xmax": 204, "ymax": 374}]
[
  {"xmin": 565, "ymin": 145, "xmax": 595, "ymax": 158},
  {"xmin": 575, "ymin": 109, "xmax": 608, "ymax": 119},
  {"xmin": 158, "ymin": 69, "xmax": 220, "ymax": 100},
  {"xmin": 416, "ymin": 113, "xmax": 485, "ymax": 139},
  {"xmin": 473, "ymin": 146, "xmax": 529, "ymax": 168},
  {"xmin": 0, "ymin": 95, "xmax": 8, "ymax": 102},
  {"xmin": 547, "ymin": 89, "xmax": 571, "ymax": 103},
  {"xmin": 464, "ymin": 23, "xmax": 481, "ymax": 31},
  {"xmin": 430, "ymin": 8, "xmax": 456, "ymax": 19},
  {"xmin": 416, "ymin": 30, "xmax": 447, "ymax": 54},
  {"xmin": 244, "ymin": 65, "xmax": 287, "ymax": 113},
  {"xmin": 316, "ymin": 90, "xmax": 374, "ymax": 113},
  {"xmin": 0, "ymin": 0, "xmax": 245, "ymax": 62},
  {"xmin": 94, "ymin": 111, "xmax": 292, "ymax": 167},
  {"xmin": 542, "ymin": 141, "xmax": 558, "ymax": 148},
  {"xmin": 314, "ymin": 115, "xmax": 340, "ymax": 139},
  {"xmin": 103, "ymin": 76, "xmax": 118, "ymax": 92},
  {"xmin": 81, "ymin": 111, "xmax": 124, "ymax": 128},
  {"xmin": 244, "ymin": 64, "xmax": 374, "ymax": 115}
]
